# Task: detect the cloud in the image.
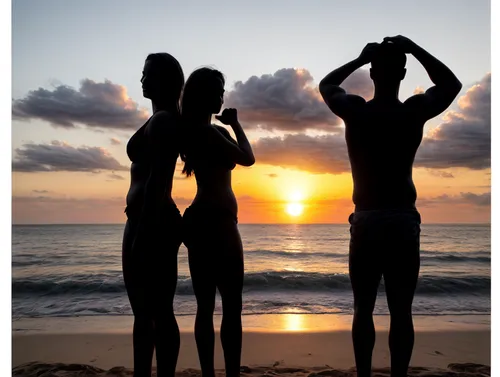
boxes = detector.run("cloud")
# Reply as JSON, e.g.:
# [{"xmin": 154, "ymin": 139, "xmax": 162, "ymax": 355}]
[
  {"xmin": 12, "ymin": 195, "xmax": 193, "ymax": 224},
  {"xmin": 12, "ymin": 79, "xmax": 149, "ymax": 130},
  {"xmin": 223, "ymin": 68, "xmax": 374, "ymax": 132},
  {"xmin": 342, "ymin": 69, "xmax": 374, "ymax": 100},
  {"xmin": 107, "ymin": 173, "xmax": 125, "ymax": 181},
  {"xmin": 416, "ymin": 73, "xmax": 490, "ymax": 170},
  {"xmin": 110, "ymin": 137, "xmax": 122, "ymax": 145},
  {"xmin": 12, "ymin": 141, "xmax": 128, "ymax": 173},
  {"xmin": 418, "ymin": 192, "xmax": 491, "ymax": 208},
  {"xmin": 222, "ymin": 67, "xmax": 488, "ymax": 172},
  {"xmin": 13, "ymin": 195, "xmax": 123, "ymax": 206},
  {"xmin": 224, "ymin": 69, "xmax": 337, "ymax": 132},
  {"xmin": 250, "ymin": 73, "xmax": 490, "ymax": 175},
  {"xmin": 253, "ymin": 132, "xmax": 350, "ymax": 174},
  {"xmin": 427, "ymin": 170, "xmax": 455, "ymax": 179},
  {"xmin": 414, "ymin": 86, "xmax": 425, "ymax": 95},
  {"xmin": 11, "ymin": 195, "xmax": 253, "ymax": 224},
  {"xmin": 13, "ymin": 195, "xmax": 193, "ymax": 208},
  {"xmin": 267, "ymin": 173, "xmax": 278, "ymax": 178},
  {"xmin": 12, "ymin": 195, "xmax": 126, "ymax": 224},
  {"xmin": 461, "ymin": 192, "xmax": 491, "ymax": 206},
  {"xmin": 32, "ymin": 190, "xmax": 49, "ymax": 194}
]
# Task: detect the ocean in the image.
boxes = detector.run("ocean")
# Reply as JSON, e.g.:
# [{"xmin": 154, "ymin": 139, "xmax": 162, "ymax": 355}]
[{"xmin": 12, "ymin": 224, "xmax": 490, "ymax": 320}]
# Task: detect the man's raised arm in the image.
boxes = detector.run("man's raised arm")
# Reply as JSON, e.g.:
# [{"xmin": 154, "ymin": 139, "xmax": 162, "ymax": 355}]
[
  {"xmin": 319, "ymin": 43, "xmax": 379, "ymax": 119},
  {"xmin": 387, "ymin": 35, "xmax": 462, "ymax": 120}
]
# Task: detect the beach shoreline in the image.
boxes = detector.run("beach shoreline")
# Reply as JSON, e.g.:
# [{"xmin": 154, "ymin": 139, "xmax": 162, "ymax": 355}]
[
  {"xmin": 12, "ymin": 313, "xmax": 491, "ymax": 334},
  {"xmin": 12, "ymin": 314, "xmax": 490, "ymax": 372}
]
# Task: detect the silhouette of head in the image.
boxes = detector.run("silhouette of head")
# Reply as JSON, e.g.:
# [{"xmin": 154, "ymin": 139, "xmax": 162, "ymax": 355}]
[
  {"xmin": 181, "ymin": 67, "xmax": 225, "ymax": 118},
  {"xmin": 141, "ymin": 53, "xmax": 184, "ymax": 109},
  {"xmin": 180, "ymin": 67, "xmax": 225, "ymax": 176},
  {"xmin": 370, "ymin": 42, "xmax": 407, "ymax": 85}
]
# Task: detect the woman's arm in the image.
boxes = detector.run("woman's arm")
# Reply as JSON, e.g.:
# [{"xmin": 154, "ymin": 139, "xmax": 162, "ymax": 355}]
[{"xmin": 207, "ymin": 108, "xmax": 255, "ymax": 167}]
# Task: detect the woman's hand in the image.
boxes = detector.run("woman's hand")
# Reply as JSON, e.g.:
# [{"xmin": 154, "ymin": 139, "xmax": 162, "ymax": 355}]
[{"xmin": 215, "ymin": 108, "xmax": 239, "ymax": 127}]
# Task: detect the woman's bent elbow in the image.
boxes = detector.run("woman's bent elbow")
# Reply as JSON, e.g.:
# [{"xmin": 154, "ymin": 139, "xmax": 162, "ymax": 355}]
[{"xmin": 241, "ymin": 156, "xmax": 255, "ymax": 167}]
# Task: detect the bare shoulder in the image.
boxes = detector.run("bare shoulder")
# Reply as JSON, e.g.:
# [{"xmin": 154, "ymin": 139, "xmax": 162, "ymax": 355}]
[
  {"xmin": 325, "ymin": 91, "xmax": 366, "ymax": 120},
  {"xmin": 213, "ymin": 124, "xmax": 231, "ymax": 137},
  {"xmin": 403, "ymin": 94, "xmax": 433, "ymax": 120},
  {"xmin": 347, "ymin": 94, "xmax": 367, "ymax": 105},
  {"xmin": 404, "ymin": 88, "xmax": 458, "ymax": 122},
  {"xmin": 403, "ymin": 93, "xmax": 426, "ymax": 108},
  {"xmin": 213, "ymin": 124, "xmax": 238, "ymax": 145}
]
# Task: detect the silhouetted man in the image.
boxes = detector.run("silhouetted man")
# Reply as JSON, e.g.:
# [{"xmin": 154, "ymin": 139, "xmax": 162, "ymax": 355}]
[{"xmin": 319, "ymin": 35, "xmax": 462, "ymax": 377}]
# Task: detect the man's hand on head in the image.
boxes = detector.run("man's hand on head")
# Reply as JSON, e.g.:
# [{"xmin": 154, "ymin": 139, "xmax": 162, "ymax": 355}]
[
  {"xmin": 382, "ymin": 35, "xmax": 418, "ymax": 54},
  {"xmin": 358, "ymin": 42, "xmax": 381, "ymax": 65}
]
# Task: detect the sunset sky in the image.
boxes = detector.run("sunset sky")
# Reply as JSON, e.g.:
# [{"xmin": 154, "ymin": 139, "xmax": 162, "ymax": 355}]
[{"xmin": 11, "ymin": 0, "xmax": 491, "ymax": 224}]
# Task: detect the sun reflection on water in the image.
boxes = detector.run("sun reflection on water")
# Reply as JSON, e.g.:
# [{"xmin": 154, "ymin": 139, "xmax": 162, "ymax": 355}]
[{"xmin": 282, "ymin": 312, "xmax": 306, "ymax": 331}]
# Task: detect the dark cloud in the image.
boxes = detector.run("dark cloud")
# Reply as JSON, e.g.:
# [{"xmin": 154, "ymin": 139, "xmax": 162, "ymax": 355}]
[
  {"xmin": 461, "ymin": 192, "xmax": 491, "ymax": 206},
  {"xmin": 12, "ymin": 141, "xmax": 128, "ymax": 173},
  {"xmin": 342, "ymin": 69, "xmax": 374, "ymax": 100},
  {"xmin": 12, "ymin": 79, "xmax": 149, "ymax": 130},
  {"xmin": 416, "ymin": 73, "xmax": 490, "ymax": 170},
  {"xmin": 223, "ymin": 68, "xmax": 373, "ymax": 132},
  {"xmin": 253, "ymin": 132, "xmax": 350, "ymax": 174},
  {"xmin": 251, "ymin": 73, "xmax": 490, "ymax": 175},
  {"xmin": 225, "ymin": 69, "xmax": 339, "ymax": 132},
  {"xmin": 267, "ymin": 173, "xmax": 278, "ymax": 178},
  {"xmin": 110, "ymin": 137, "xmax": 122, "ymax": 145},
  {"xmin": 417, "ymin": 192, "xmax": 491, "ymax": 208}
]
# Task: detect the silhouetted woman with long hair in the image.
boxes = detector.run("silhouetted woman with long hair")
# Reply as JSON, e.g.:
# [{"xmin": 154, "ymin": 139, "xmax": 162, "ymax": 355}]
[
  {"xmin": 123, "ymin": 52, "xmax": 184, "ymax": 377},
  {"xmin": 180, "ymin": 67, "xmax": 255, "ymax": 377}
]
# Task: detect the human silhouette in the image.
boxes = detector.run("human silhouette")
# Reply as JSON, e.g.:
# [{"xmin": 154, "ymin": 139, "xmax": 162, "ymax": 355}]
[
  {"xmin": 319, "ymin": 36, "xmax": 462, "ymax": 377},
  {"xmin": 122, "ymin": 52, "xmax": 184, "ymax": 377},
  {"xmin": 179, "ymin": 67, "xmax": 255, "ymax": 377}
]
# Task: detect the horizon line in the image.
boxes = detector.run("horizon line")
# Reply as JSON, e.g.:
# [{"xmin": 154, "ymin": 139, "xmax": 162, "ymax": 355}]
[{"xmin": 12, "ymin": 222, "xmax": 491, "ymax": 226}]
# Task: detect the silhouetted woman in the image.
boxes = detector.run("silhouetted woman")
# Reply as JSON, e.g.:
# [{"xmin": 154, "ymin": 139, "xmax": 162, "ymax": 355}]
[
  {"xmin": 180, "ymin": 67, "xmax": 255, "ymax": 377},
  {"xmin": 123, "ymin": 53, "xmax": 184, "ymax": 377}
]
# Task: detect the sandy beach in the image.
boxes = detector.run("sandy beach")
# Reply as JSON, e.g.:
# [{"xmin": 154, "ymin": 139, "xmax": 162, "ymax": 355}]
[{"xmin": 12, "ymin": 315, "xmax": 490, "ymax": 376}]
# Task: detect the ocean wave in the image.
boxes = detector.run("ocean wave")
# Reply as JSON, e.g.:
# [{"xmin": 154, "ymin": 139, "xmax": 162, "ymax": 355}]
[
  {"xmin": 422, "ymin": 254, "xmax": 490, "ymax": 263},
  {"xmin": 12, "ymin": 294, "xmax": 491, "ymax": 319},
  {"xmin": 246, "ymin": 250, "xmax": 346, "ymax": 259},
  {"xmin": 245, "ymin": 249, "xmax": 490, "ymax": 265},
  {"xmin": 12, "ymin": 271, "xmax": 490, "ymax": 296}
]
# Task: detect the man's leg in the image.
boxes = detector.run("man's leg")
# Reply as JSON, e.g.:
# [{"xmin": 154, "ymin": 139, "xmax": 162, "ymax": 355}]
[
  {"xmin": 349, "ymin": 232, "xmax": 382, "ymax": 377},
  {"xmin": 383, "ymin": 216, "xmax": 420, "ymax": 377}
]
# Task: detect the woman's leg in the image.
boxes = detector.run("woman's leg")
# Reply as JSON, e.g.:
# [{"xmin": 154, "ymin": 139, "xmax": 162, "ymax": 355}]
[
  {"xmin": 151, "ymin": 235, "xmax": 181, "ymax": 377},
  {"xmin": 188, "ymin": 244, "xmax": 217, "ymax": 377},
  {"xmin": 122, "ymin": 219, "xmax": 155, "ymax": 377},
  {"xmin": 216, "ymin": 222, "xmax": 244, "ymax": 377}
]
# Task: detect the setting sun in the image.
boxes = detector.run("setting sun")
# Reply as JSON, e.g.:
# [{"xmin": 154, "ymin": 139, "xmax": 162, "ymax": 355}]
[
  {"xmin": 289, "ymin": 190, "xmax": 304, "ymax": 202},
  {"xmin": 286, "ymin": 203, "xmax": 304, "ymax": 217}
]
